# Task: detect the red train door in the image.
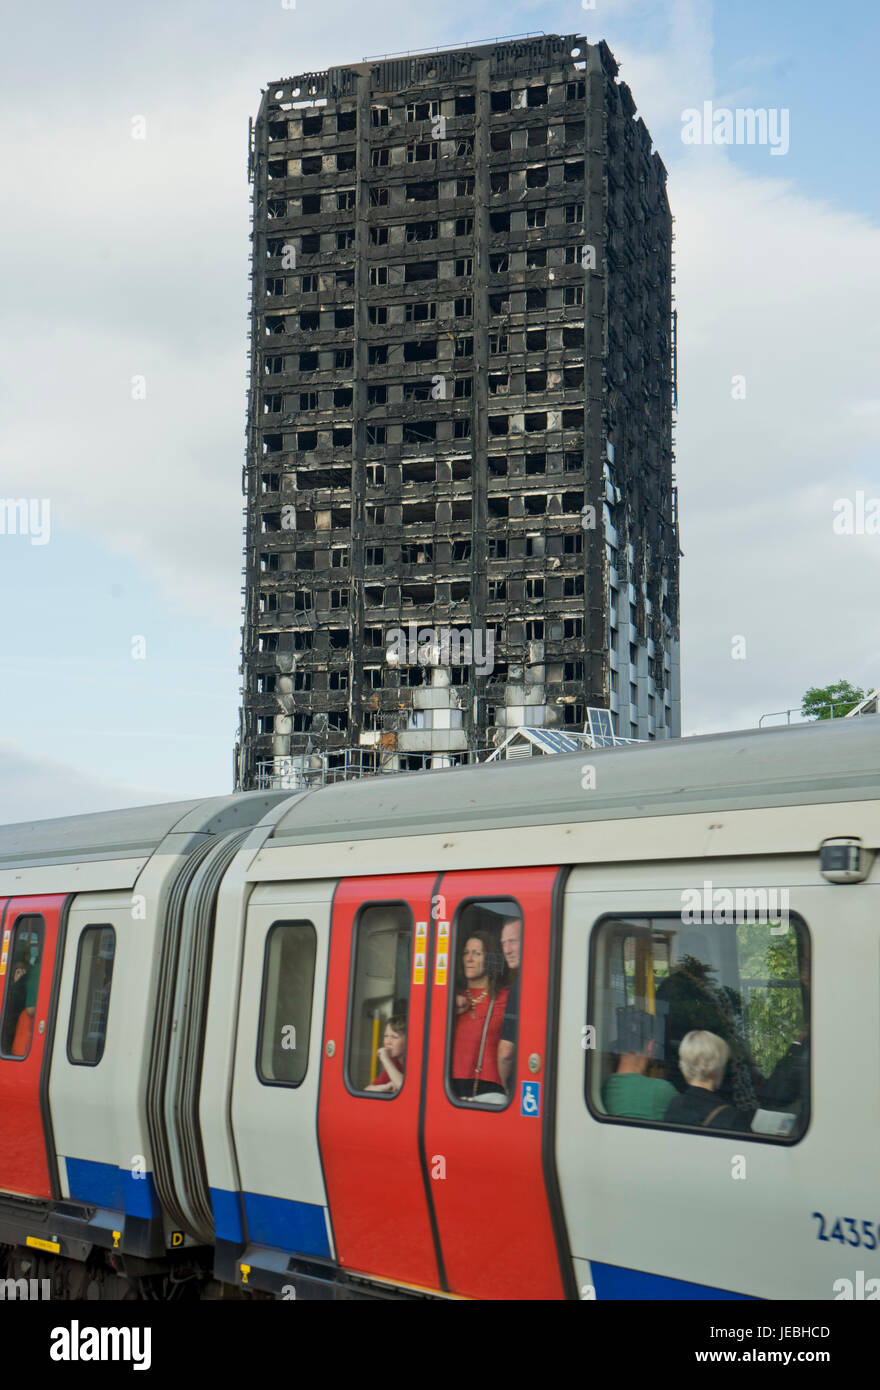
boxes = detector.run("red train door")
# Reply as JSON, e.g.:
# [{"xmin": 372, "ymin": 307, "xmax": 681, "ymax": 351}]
[
  {"xmin": 422, "ymin": 867, "xmax": 569, "ymax": 1300},
  {"xmin": 318, "ymin": 874, "xmax": 441, "ymax": 1291},
  {"xmin": 0, "ymin": 895, "xmax": 65, "ymax": 1198}
]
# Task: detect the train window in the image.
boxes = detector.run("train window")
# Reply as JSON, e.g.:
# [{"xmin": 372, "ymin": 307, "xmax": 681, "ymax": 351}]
[
  {"xmin": 587, "ymin": 913, "xmax": 810, "ymax": 1141},
  {"xmin": 68, "ymin": 926, "xmax": 116, "ymax": 1065},
  {"xmin": 0, "ymin": 915, "xmax": 44, "ymax": 1059},
  {"xmin": 347, "ymin": 904, "xmax": 413, "ymax": 1096},
  {"xmin": 257, "ymin": 921, "xmax": 317, "ymax": 1087},
  {"xmin": 447, "ymin": 900, "xmax": 522, "ymax": 1108}
]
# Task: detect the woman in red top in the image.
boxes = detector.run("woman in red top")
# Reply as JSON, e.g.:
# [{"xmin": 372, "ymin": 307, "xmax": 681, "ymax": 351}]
[
  {"xmin": 451, "ymin": 931, "xmax": 508, "ymax": 1101},
  {"xmin": 365, "ymin": 1016, "xmax": 406, "ymax": 1093}
]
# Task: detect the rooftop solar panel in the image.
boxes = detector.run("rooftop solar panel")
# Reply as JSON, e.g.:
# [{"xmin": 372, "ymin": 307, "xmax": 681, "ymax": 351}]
[{"xmin": 529, "ymin": 729, "xmax": 583, "ymax": 754}]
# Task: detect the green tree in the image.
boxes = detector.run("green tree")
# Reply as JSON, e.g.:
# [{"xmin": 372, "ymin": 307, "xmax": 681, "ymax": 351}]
[
  {"xmin": 736, "ymin": 923, "xmax": 802, "ymax": 1076},
  {"xmin": 801, "ymin": 680, "xmax": 866, "ymax": 721}
]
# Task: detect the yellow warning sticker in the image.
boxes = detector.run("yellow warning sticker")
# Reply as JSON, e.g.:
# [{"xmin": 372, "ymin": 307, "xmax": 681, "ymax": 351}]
[
  {"xmin": 0, "ymin": 927, "xmax": 10, "ymax": 976},
  {"xmin": 434, "ymin": 925, "xmax": 450, "ymax": 986},
  {"xmin": 27, "ymin": 1236, "xmax": 60, "ymax": 1253},
  {"xmin": 413, "ymin": 921, "xmax": 427, "ymax": 984}
]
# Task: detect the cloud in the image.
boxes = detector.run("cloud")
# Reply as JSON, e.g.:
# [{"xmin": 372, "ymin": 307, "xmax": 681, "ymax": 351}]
[
  {"xmin": 0, "ymin": 101, "xmax": 250, "ymax": 624},
  {"xmin": 670, "ymin": 154, "xmax": 880, "ymax": 730},
  {"xmin": 544, "ymin": 0, "xmax": 880, "ymax": 733}
]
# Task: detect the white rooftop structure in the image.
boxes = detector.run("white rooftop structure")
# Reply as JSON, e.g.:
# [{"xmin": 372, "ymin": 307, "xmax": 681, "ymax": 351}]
[{"xmin": 485, "ymin": 709, "xmax": 642, "ymax": 761}]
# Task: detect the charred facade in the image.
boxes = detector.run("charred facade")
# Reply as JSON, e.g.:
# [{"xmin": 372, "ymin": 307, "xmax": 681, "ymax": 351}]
[{"xmin": 236, "ymin": 34, "xmax": 680, "ymax": 788}]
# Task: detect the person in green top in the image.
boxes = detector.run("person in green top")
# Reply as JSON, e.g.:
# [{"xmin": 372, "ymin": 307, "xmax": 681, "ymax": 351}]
[{"xmin": 601, "ymin": 1007, "xmax": 676, "ymax": 1121}]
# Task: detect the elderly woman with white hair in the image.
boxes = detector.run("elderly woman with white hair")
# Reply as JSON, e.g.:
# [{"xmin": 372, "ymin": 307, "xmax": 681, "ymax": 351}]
[{"xmin": 663, "ymin": 1031, "xmax": 751, "ymax": 1131}]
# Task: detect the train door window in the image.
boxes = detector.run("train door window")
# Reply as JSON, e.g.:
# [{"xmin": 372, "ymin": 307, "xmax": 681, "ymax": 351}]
[
  {"xmin": 446, "ymin": 900, "xmax": 522, "ymax": 1108},
  {"xmin": 347, "ymin": 905, "xmax": 413, "ymax": 1096},
  {"xmin": 0, "ymin": 915, "xmax": 44, "ymax": 1059},
  {"xmin": 68, "ymin": 926, "xmax": 116, "ymax": 1065},
  {"xmin": 587, "ymin": 913, "xmax": 810, "ymax": 1142},
  {"xmin": 257, "ymin": 921, "xmax": 317, "ymax": 1086}
]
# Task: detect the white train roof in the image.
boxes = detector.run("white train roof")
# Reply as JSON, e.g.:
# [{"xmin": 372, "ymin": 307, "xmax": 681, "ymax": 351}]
[
  {"xmin": 0, "ymin": 722, "xmax": 877, "ymax": 876},
  {"xmin": 0, "ymin": 793, "xmax": 292, "ymax": 871},
  {"xmin": 267, "ymin": 720, "xmax": 880, "ymax": 848}
]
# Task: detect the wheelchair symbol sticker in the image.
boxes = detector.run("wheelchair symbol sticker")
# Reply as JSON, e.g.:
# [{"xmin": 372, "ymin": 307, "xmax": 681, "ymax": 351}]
[{"xmin": 521, "ymin": 1081, "xmax": 541, "ymax": 1117}]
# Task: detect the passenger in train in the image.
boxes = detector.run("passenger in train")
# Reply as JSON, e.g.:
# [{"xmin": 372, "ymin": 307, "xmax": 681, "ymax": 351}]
[
  {"xmin": 663, "ymin": 1031, "xmax": 751, "ymax": 1131},
  {"xmin": 451, "ymin": 931, "xmax": 508, "ymax": 1101},
  {"xmin": 364, "ymin": 1016, "xmax": 406, "ymax": 1093},
  {"xmin": 1, "ymin": 960, "xmax": 28, "ymax": 1053},
  {"xmin": 601, "ymin": 1008, "xmax": 677, "ymax": 1121},
  {"xmin": 656, "ymin": 933, "xmax": 759, "ymax": 1110},
  {"xmin": 9, "ymin": 959, "xmax": 39, "ymax": 1057},
  {"xmin": 497, "ymin": 915, "xmax": 522, "ymax": 1090}
]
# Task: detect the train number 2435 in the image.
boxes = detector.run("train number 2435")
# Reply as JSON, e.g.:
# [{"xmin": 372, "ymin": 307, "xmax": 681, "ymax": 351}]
[{"xmin": 812, "ymin": 1212, "xmax": 878, "ymax": 1249}]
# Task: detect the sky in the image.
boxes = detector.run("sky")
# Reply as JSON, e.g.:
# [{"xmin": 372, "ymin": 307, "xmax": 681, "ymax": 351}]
[{"xmin": 0, "ymin": 0, "xmax": 878, "ymax": 820}]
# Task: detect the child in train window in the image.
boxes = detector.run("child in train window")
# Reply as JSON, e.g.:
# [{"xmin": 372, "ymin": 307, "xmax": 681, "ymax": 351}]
[
  {"xmin": 347, "ymin": 904, "xmax": 412, "ymax": 1094},
  {"xmin": 365, "ymin": 1016, "xmax": 406, "ymax": 1093}
]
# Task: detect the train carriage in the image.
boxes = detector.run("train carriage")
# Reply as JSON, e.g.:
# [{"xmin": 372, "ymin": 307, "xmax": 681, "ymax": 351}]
[{"xmin": 0, "ymin": 718, "xmax": 877, "ymax": 1300}]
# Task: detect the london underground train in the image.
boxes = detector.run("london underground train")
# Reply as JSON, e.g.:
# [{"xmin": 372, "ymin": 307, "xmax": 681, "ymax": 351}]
[{"xmin": 0, "ymin": 718, "xmax": 877, "ymax": 1301}]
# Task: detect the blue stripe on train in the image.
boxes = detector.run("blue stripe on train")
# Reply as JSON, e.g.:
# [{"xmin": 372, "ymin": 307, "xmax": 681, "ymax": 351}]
[
  {"xmin": 242, "ymin": 1190, "xmax": 331, "ymax": 1259},
  {"xmin": 64, "ymin": 1157, "xmax": 161, "ymax": 1219},
  {"xmin": 210, "ymin": 1186, "xmax": 246, "ymax": 1243},
  {"xmin": 590, "ymin": 1260, "xmax": 757, "ymax": 1300},
  {"xmin": 210, "ymin": 1185, "xmax": 331, "ymax": 1259}
]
